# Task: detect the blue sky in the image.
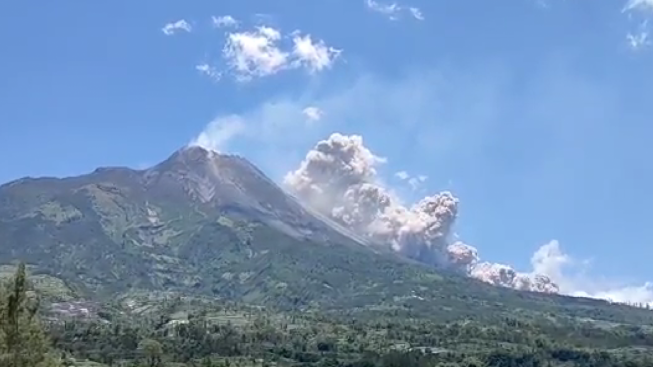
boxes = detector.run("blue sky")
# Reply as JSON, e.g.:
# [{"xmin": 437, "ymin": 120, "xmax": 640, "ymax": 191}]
[{"xmin": 2, "ymin": 0, "xmax": 653, "ymax": 302}]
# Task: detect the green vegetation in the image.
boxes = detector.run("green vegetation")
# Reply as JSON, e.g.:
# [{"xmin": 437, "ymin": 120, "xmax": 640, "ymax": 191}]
[
  {"xmin": 40, "ymin": 288, "xmax": 653, "ymax": 366},
  {"xmin": 0, "ymin": 263, "xmax": 60, "ymax": 367},
  {"xmin": 3, "ymin": 263, "xmax": 653, "ymax": 366}
]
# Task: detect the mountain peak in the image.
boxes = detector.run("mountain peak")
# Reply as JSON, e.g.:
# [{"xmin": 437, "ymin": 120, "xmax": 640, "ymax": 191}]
[
  {"xmin": 154, "ymin": 145, "xmax": 242, "ymax": 176},
  {"xmin": 144, "ymin": 146, "xmax": 304, "ymax": 215},
  {"xmin": 141, "ymin": 146, "xmax": 364, "ymax": 245},
  {"xmin": 167, "ymin": 145, "xmax": 219, "ymax": 166}
]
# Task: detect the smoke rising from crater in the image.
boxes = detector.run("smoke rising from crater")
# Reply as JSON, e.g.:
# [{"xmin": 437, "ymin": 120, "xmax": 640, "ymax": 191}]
[{"xmin": 188, "ymin": 110, "xmax": 653, "ymax": 304}]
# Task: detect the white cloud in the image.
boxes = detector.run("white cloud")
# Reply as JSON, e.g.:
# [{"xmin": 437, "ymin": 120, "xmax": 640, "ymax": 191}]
[
  {"xmin": 291, "ymin": 34, "xmax": 341, "ymax": 73},
  {"xmin": 219, "ymin": 26, "xmax": 340, "ymax": 82},
  {"xmin": 529, "ymin": 240, "xmax": 653, "ymax": 307},
  {"xmin": 162, "ymin": 17, "xmax": 339, "ymax": 82},
  {"xmin": 394, "ymin": 170, "xmax": 409, "ymax": 180},
  {"xmin": 195, "ymin": 63, "xmax": 222, "ymax": 82},
  {"xmin": 624, "ymin": 0, "xmax": 653, "ymax": 12},
  {"xmin": 627, "ymin": 30, "xmax": 650, "ymax": 50},
  {"xmin": 162, "ymin": 19, "xmax": 192, "ymax": 35},
  {"xmin": 366, "ymin": 0, "xmax": 401, "ymax": 20},
  {"xmin": 223, "ymin": 26, "xmax": 290, "ymax": 81},
  {"xmin": 407, "ymin": 175, "xmax": 428, "ymax": 190},
  {"xmin": 623, "ymin": 4, "xmax": 652, "ymax": 50},
  {"xmin": 394, "ymin": 171, "xmax": 428, "ymax": 190},
  {"xmin": 302, "ymin": 106, "xmax": 323, "ymax": 122},
  {"xmin": 408, "ymin": 7, "xmax": 424, "ymax": 21},
  {"xmin": 365, "ymin": 0, "xmax": 424, "ymax": 21},
  {"xmin": 624, "ymin": 19, "xmax": 651, "ymax": 51},
  {"xmin": 212, "ymin": 15, "xmax": 239, "ymax": 28}
]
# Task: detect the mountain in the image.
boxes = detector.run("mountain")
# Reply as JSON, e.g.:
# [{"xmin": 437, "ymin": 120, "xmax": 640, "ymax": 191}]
[
  {"xmin": 0, "ymin": 147, "xmax": 375, "ymax": 297},
  {"xmin": 1, "ymin": 146, "xmax": 653, "ymax": 326}
]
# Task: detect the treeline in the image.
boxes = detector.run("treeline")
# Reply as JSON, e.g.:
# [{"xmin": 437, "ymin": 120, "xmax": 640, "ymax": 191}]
[
  {"xmin": 46, "ymin": 315, "xmax": 653, "ymax": 366},
  {"xmin": 3, "ymin": 264, "xmax": 653, "ymax": 366},
  {"xmin": 47, "ymin": 306, "xmax": 653, "ymax": 366}
]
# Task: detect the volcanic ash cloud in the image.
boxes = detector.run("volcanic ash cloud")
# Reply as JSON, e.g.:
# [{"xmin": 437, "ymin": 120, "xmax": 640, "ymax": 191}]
[{"xmin": 284, "ymin": 132, "xmax": 558, "ymax": 293}]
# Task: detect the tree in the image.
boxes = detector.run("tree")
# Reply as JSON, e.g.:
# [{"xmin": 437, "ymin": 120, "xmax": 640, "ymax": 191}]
[
  {"xmin": 139, "ymin": 338, "xmax": 163, "ymax": 367},
  {"xmin": 0, "ymin": 263, "xmax": 59, "ymax": 367}
]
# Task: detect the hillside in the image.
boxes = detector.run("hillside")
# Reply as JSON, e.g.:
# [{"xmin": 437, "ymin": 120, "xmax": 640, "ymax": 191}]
[{"xmin": 1, "ymin": 146, "xmax": 652, "ymax": 328}]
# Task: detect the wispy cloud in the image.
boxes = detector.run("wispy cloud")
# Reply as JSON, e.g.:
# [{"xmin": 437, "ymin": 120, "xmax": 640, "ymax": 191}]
[
  {"xmin": 212, "ymin": 15, "xmax": 239, "ymax": 28},
  {"xmin": 195, "ymin": 63, "xmax": 222, "ymax": 82},
  {"xmin": 365, "ymin": 0, "xmax": 424, "ymax": 21},
  {"xmin": 624, "ymin": 0, "xmax": 653, "ymax": 12},
  {"xmin": 622, "ymin": 15, "xmax": 652, "ymax": 51},
  {"xmin": 623, "ymin": 1, "xmax": 653, "ymax": 50},
  {"xmin": 302, "ymin": 106, "xmax": 323, "ymax": 122},
  {"xmin": 394, "ymin": 170, "xmax": 409, "ymax": 180},
  {"xmin": 408, "ymin": 7, "xmax": 424, "ymax": 20},
  {"xmin": 161, "ymin": 19, "xmax": 192, "ymax": 35},
  {"xmin": 627, "ymin": 29, "xmax": 650, "ymax": 50},
  {"xmin": 394, "ymin": 170, "xmax": 428, "ymax": 190}
]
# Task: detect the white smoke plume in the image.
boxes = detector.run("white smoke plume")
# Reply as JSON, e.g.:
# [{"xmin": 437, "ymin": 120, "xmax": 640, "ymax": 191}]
[
  {"xmin": 284, "ymin": 133, "xmax": 558, "ymax": 293},
  {"xmin": 189, "ymin": 115, "xmax": 245, "ymax": 152}
]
